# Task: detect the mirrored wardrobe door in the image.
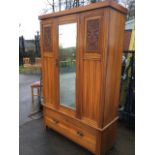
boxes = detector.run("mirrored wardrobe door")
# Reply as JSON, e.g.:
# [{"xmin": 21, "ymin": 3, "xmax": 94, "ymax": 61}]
[{"xmin": 58, "ymin": 23, "xmax": 77, "ymax": 109}]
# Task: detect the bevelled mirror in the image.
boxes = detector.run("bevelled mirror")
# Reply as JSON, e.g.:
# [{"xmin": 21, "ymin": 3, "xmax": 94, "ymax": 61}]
[{"xmin": 58, "ymin": 23, "xmax": 77, "ymax": 109}]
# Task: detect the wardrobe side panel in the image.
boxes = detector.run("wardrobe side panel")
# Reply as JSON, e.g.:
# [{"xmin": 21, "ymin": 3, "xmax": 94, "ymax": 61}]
[{"xmin": 103, "ymin": 9, "xmax": 126, "ymax": 126}]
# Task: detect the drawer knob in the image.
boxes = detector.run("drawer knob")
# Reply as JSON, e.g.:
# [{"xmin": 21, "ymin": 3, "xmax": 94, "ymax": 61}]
[{"xmin": 77, "ymin": 131, "xmax": 84, "ymax": 137}]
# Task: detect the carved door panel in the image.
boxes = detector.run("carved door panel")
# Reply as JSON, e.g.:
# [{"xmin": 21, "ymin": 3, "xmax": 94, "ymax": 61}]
[{"xmin": 86, "ymin": 18, "xmax": 100, "ymax": 52}]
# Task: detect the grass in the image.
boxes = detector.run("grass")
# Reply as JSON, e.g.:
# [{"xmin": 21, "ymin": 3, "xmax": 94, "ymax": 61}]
[{"xmin": 19, "ymin": 65, "xmax": 41, "ymax": 74}]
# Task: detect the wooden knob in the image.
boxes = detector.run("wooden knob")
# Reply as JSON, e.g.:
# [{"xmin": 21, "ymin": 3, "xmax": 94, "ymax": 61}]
[
  {"xmin": 77, "ymin": 131, "xmax": 84, "ymax": 137},
  {"xmin": 52, "ymin": 118, "xmax": 59, "ymax": 124},
  {"xmin": 55, "ymin": 59, "xmax": 59, "ymax": 67}
]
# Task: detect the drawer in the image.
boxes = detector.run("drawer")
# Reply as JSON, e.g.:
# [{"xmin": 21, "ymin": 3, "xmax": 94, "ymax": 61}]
[
  {"xmin": 44, "ymin": 109, "xmax": 96, "ymax": 153},
  {"xmin": 44, "ymin": 108, "xmax": 97, "ymax": 135}
]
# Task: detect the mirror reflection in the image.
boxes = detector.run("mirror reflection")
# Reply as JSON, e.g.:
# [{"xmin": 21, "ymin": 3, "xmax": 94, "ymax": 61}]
[{"xmin": 59, "ymin": 23, "xmax": 77, "ymax": 109}]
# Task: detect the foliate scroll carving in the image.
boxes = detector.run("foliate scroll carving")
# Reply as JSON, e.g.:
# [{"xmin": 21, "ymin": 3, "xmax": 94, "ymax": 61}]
[
  {"xmin": 43, "ymin": 26, "xmax": 52, "ymax": 52},
  {"xmin": 86, "ymin": 19, "xmax": 100, "ymax": 52}
]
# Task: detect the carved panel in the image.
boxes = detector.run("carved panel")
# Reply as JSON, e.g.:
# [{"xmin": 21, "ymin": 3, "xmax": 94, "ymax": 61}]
[
  {"xmin": 43, "ymin": 26, "xmax": 52, "ymax": 52},
  {"xmin": 86, "ymin": 19, "xmax": 100, "ymax": 52}
]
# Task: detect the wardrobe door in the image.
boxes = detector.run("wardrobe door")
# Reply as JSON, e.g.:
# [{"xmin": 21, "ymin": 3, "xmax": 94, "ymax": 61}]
[
  {"xmin": 53, "ymin": 15, "xmax": 80, "ymax": 116},
  {"xmin": 40, "ymin": 19, "xmax": 57, "ymax": 107},
  {"xmin": 79, "ymin": 9, "xmax": 105, "ymax": 127}
]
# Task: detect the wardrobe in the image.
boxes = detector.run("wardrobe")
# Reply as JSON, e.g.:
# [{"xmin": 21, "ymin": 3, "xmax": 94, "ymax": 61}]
[{"xmin": 39, "ymin": 1, "xmax": 127, "ymax": 155}]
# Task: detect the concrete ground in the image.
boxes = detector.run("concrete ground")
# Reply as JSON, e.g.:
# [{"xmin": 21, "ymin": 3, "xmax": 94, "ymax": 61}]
[
  {"xmin": 19, "ymin": 74, "xmax": 40, "ymax": 126},
  {"xmin": 19, "ymin": 74, "xmax": 135, "ymax": 155}
]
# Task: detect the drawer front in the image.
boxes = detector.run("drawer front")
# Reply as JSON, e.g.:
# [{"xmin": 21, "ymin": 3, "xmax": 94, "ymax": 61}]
[{"xmin": 44, "ymin": 108, "xmax": 96, "ymax": 153}]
